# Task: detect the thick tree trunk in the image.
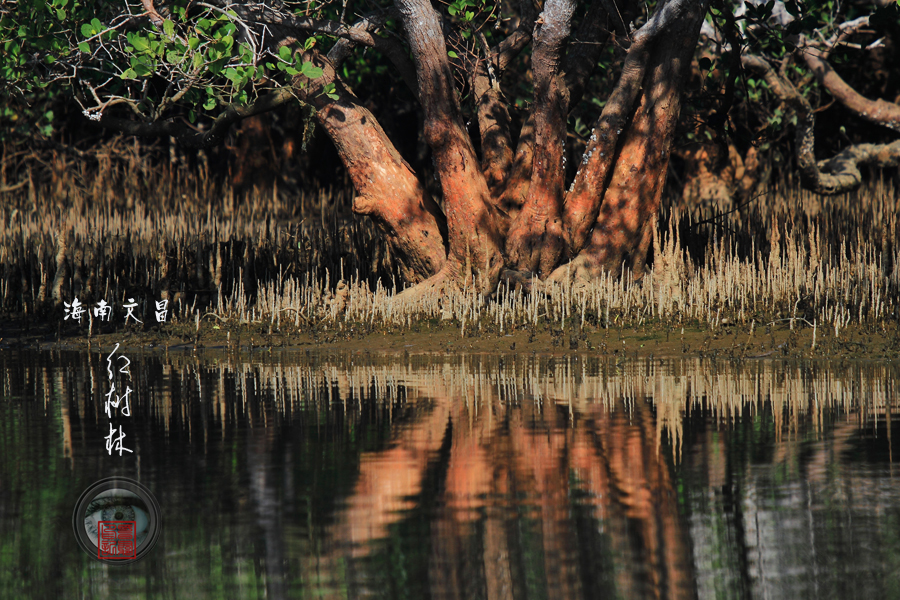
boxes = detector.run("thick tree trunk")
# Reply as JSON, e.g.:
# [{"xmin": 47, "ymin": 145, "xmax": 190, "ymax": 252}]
[
  {"xmin": 295, "ymin": 52, "xmax": 448, "ymax": 283},
  {"xmin": 396, "ymin": 0, "xmax": 505, "ymax": 292},
  {"xmin": 555, "ymin": 0, "xmax": 708, "ymax": 281},
  {"xmin": 505, "ymin": 0, "xmax": 575, "ymax": 277}
]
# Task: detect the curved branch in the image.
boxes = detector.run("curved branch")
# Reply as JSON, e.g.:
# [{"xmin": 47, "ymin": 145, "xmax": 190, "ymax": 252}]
[
  {"xmin": 743, "ymin": 54, "xmax": 900, "ymax": 195},
  {"xmin": 326, "ymin": 12, "xmax": 418, "ymax": 95},
  {"xmin": 234, "ymin": 4, "xmax": 400, "ymax": 48},
  {"xmin": 815, "ymin": 140, "xmax": 900, "ymax": 191},
  {"xmin": 800, "ymin": 43, "xmax": 900, "ymax": 133}
]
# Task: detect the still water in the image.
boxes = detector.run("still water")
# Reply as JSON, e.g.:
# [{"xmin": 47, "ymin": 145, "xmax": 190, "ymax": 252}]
[{"xmin": 0, "ymin": 349, "xmax": 898, "ymax": 599}]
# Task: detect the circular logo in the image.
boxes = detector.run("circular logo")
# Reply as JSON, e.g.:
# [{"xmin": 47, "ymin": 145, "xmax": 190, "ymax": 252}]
[{"xmin": 72, "ymin": 478, "xmax": 161, "ymax": 564}]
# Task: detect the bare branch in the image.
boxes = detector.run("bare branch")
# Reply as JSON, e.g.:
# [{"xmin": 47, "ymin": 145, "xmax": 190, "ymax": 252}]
[
  {"xmin": 800, "ymin": 42, "xmax": 900, "ymax": 133},
  {"xmin": 326, "ymin": 11, "xmax": 418, "ymax": 95},
  {"xmin": 743, "ymin": 54, "xmax": 900, "ymax": 194},
  {"xmin": 139, "ymin": 0, "xmax": 164, "ymax": 29},
  {"xmin": 233, "ymin": 4, "xmax": 399, "ymax": 48}
]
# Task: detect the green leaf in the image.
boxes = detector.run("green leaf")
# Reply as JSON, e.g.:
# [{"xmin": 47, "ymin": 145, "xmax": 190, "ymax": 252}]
[
  {"xmin": 120, "ymin": 68, "xmax": 137, "ymax": 79},
  {"xmin": 203, "ymin": 96, "xmax": 216, "ymax": 110},
  {"xmin": 90, "ymin": 18, "xmax": 102, "ymax": 31},
  {"xmin": 299, "ymin": 62, "xmax": 323, "ymax": 79},
  {"xmin": 55, "ymin": 8, "xmax": 66, "ymax": 20},
  {"xmin": 163, "ymin": 19, "xmax": 175, "ymax": 38},
  {"xmin": 278, "ymin": 45, "xmax": 292, "ymax": 61},
  {"xmin": 81, "ymin": 23, "xmax": 93, "ymax": 37},
  {"xmin": 447, "ymin": 50, "xmax": 458, "ymax": 58},
  {"xmin": 78, "ymin": 42, "xmax": 90, "ymax": 53},
  {"xmin": 208, "ymin": 57, "xmax": 226, "ymax": 74},
  {"xmin": 128, "ymin": 33, "xmax": 149, "ymax": 52},
  {"xmin": 188, "ymin": 37, "xmax": 200, "ymax": 50},
  {"xmin": 323, "ymin": 82, "xmax": 339, "ymax": 100}
]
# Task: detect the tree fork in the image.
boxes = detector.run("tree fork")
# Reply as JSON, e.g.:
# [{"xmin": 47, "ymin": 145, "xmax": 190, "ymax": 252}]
[
  {"xmin": 493, "ymin": 0, "xmax": 615, "ymax": 225},
  {"xmin": 562, "ymin": 0, "xmax": 697, "ymax": 256},
  {"xmin": 474, "ymin": 28, "xmax": 532, "ymax": 196},
  {"xmin": 555, "ymin": 0, "xmax": 709, "ymax": 281}
]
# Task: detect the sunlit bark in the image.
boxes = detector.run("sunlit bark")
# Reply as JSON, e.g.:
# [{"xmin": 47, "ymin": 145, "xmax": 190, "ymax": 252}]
[
  {"xmin": 556, "ymin": 0, "xmax": 709, "ymax": 281},
  {"xmin": 396, "ymin": 0, "xmax": 505, "ymax": 293},
  {"xmin": 505, "ymin": 0, "xmax": 576, "ymax": 277}
]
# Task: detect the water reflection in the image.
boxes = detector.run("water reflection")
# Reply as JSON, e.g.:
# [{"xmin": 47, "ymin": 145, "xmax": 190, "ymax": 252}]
[{"xmin": 0, "ymin": 350, "xmax": 897, "ymax": 599}]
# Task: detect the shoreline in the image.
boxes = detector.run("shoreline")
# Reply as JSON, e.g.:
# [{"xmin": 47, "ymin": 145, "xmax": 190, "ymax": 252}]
[{"xmin": 3, "ymin": 317, "xmax": 897, "ymax": 362}]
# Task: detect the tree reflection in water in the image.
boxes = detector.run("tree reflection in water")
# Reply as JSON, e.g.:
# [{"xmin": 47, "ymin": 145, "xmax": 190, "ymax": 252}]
[
  {"xmin": 330, "ymin": 360, "xmax": 695, "ymax": 600},
  {"xmin": 0, "ymin": 351, "xmax": 896, "ymax": 600}
]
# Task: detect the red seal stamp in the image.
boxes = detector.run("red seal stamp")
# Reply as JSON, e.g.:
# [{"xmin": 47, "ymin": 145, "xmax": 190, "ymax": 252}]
[
  {"xmin": 73, "ymin": 478, "xmax": 161, "ymax": 564},
  {"xmin": 98, "ymin": 521, "xmax": 137, "ymax": 559}
]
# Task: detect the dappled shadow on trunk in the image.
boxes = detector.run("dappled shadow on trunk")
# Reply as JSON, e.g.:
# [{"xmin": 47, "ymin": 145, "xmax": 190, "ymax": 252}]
[{"xmin": 556, "ymin": 0, "xmax": 706, "ymax": 283}]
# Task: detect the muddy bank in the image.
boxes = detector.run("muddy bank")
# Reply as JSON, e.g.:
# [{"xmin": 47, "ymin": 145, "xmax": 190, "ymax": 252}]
[{"xmin": 3, "ymin": 316, "xmax": 897, "ymax": 361}]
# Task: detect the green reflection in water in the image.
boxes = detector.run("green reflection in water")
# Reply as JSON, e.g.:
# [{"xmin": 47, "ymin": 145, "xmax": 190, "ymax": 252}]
[{"xmin": 0, "ymin": 350, "xmax": 897, "ymax": 600}]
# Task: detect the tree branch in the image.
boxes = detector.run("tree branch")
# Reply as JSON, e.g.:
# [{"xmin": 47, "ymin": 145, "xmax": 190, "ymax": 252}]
[
  {"xmin": 494, "ymin": 0, "xmax": 616, "ymax": 222},
  {"xmin": 743, "ymin": 54, "xmax": 900, "ymax": 194},
  {"xmin": 473, "ymin": 27, "xmax": 531, "ymax": 194},
  {"xmin": 326, "ymin": 11, "xmax": 418, "ymax": 96},
  {"xmin": 562, "ymin": 0, "xmax": 620, "ymax": 106},
  {"xmin": 139, "ymin": 0, "xmax": 164, "ymax": 29},
  {"xmin": 563, "ymin": 0, "xmax": 698, "ymax": 255},
  {"xmin": 292, "ymin": 51, "xmax": 448, "ymax": 281},
  {"xmin": 800, "ymin": 42, "xmax": 900, "ymax": 133},
  {"xmin": 234, "ymin": 4, "xmax": 398, "ymax": 48}
]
